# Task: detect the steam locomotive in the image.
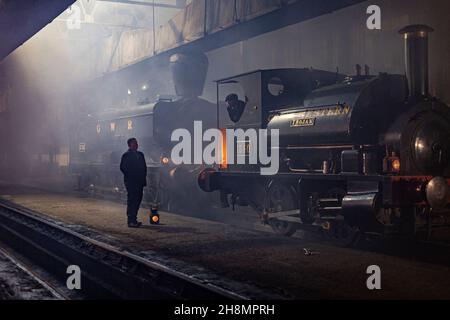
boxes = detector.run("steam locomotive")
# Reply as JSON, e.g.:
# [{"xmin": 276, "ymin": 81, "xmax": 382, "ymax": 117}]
[
  {"xmin": 199, "ymin": 25, "xmax": 450, "ymax": 245},
  {"xmin": 70, "ymin": 53, "xmax": 216, "ymax": 212}
]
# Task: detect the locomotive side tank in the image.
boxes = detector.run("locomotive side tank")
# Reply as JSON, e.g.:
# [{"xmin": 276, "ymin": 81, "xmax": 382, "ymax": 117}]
[{"xmin": 269, "ymin": 74, "xmax": 407, "ymax": 147}]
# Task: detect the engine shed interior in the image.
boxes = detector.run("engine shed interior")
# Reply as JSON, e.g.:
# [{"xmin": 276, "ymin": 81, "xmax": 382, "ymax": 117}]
[{"xmin": 0, "ymin": 0, "xmax": 450, "ymax": 305}]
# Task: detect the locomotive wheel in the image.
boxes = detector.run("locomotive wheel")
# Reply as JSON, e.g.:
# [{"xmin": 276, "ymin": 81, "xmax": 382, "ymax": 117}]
[
  {"xmin": 321, "ymin": 188, "xmax": 360, "ymax": 247},
  {"xmin": 265, "ymin": 182, "xmax": 298, "ymax": 237}
]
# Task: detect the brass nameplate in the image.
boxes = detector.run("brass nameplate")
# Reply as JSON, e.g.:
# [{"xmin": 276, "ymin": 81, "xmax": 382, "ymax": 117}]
[{"xmin": 291, "ymin": 118, "xmax": 316, "ymax": 127}]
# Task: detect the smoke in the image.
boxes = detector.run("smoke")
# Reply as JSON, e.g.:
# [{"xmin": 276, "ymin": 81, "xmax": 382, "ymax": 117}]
[{"xmin": 0, "ymin": 1, "xmax": 178, "ymax": 182}]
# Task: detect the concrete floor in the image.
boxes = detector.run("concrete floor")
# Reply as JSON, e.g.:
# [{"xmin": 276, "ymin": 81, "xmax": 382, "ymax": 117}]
[{"xmin": 1, "ymin": 185, "xmax": 450, "ymax": 299}]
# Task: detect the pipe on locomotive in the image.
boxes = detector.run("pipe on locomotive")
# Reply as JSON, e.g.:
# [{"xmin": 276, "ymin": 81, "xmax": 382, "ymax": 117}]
[{"xmin": 399, "ymin": 24, "xmax": 434, "ymax": 100}]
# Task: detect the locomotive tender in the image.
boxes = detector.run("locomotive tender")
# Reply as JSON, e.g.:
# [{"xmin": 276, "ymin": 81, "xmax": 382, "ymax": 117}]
[
  {"xmin": 199, "ymin": 25, "xmax": 450, "ymax": 245},
  {"xmin": 70, "ymin": 52, "xmax": 216, "ymax": 212}
]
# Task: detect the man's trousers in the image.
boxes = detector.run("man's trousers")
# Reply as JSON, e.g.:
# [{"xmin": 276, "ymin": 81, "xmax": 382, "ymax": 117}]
[{"xmin": 126, "ymin": 184, "xmax": 144, "ymax": 224}]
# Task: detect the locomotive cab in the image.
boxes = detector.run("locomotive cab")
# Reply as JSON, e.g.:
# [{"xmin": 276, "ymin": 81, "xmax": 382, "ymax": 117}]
[
  {"xmin": 216, "ymin": 68, "xmax": 345, "ymax": 173},
  {"xmin": 217, "ymin": 68, "xmax": 345, "ymax": 129}
]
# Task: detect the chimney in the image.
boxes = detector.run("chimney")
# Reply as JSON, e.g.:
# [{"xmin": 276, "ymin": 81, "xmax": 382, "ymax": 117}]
[{"xmin": 399, "ymin": 25, "xmax": 434, "ymax": 100}]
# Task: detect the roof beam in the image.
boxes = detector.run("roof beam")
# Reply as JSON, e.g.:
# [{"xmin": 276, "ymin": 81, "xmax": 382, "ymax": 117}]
[
  {"xmin": 0, "ymin": 0, "xmax": 76, "ymax": 61},
  {"xmin": 96, "ymin": 0, "xmax": 186, "ymax": 9}
]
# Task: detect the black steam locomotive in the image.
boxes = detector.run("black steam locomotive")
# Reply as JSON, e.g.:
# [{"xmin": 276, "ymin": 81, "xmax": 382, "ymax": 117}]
[
  {"xmin": 199, "ymin": 25, "xmax": 450, "ymax": 245},
  {"xmin": 70, "ymin": 53, "xmax": 216, "ymax": 212}
]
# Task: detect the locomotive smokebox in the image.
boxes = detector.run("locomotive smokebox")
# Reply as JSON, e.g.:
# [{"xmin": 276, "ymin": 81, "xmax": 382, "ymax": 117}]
[{"xmin": 399, "ymin": 24, "xmax": 434, "ymax": 100}]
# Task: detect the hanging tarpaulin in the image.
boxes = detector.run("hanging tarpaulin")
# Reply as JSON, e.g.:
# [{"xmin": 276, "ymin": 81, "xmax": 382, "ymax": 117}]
[
  {"xmin": 207, "ymin": 0, "xmax": 287, "ymax": 33},
  {"xmin": 157, "ymin": 0, "xmax": 207, "ymax": 52},
  {"xmin": 159, "ymin": 0, "xmax": 289, "ymax": 49},
  {"xmin": 103, "ymin": 0, "xmax": 298, "ymax": 73},
  {"xmin": 93, "ymin": 0, "xmax": 368, "ymax": 75}
]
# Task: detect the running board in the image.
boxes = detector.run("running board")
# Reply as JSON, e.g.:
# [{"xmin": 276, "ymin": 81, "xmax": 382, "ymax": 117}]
[
  {"xmin": 266, "ymin": 209, "xmax": 345, "ymax": 225},
  {"xmin": 266, "ymin": 210, "xmax": 300, "ymax": 219}
]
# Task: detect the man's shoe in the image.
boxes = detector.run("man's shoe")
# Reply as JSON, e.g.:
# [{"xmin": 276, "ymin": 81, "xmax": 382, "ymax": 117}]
[{"xmin": 128, "ymin": 221, "xmax": 142, "ymax": 228}]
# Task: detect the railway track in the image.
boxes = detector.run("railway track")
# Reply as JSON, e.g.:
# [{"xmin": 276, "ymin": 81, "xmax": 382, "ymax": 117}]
[
  {"xmin": 0, "ymin": 245, "xmax": 66, "ymax": 300},
  {"xmin": 0, "ymin": 198, "xmax": 250, "ymax": 300},
  {"xmin": 2, "ymin": 182, "xmax": 450, "ymax": 300}
]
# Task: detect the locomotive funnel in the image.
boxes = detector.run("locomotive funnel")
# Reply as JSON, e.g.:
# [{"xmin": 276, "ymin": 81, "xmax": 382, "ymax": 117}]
[
  {"xmin": 399, "ymin": 24, "xmax": 434, "ymax": 100},
  {"xmin": 170, "ymin": 52, "xmax": 209, "ymax": 98}
]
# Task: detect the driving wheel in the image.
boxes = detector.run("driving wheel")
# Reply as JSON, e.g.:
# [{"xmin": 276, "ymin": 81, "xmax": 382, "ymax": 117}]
[{"xmin": 265, "ymin": 182, "xmax": 298, "ymax": 237}]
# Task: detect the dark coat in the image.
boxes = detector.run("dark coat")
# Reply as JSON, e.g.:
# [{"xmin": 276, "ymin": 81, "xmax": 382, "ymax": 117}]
[{"xmin": 120, "ymin": 150, "xmax": 147, "ymax": 188}]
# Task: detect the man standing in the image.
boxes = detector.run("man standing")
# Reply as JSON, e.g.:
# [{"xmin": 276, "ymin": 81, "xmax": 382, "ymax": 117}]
[{"xmin": 120, "ymin": 138, "xmax": 147, "ymax": 228}]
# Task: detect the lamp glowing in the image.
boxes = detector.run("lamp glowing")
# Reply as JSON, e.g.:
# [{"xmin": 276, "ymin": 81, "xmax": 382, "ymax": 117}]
[{"xmin": 150, "ymin": 207, "xmax": 160, "ymax": 225}]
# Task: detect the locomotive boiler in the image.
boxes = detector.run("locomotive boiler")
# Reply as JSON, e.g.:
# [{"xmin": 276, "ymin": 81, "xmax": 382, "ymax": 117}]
[
  {"xmin": 70, "ymin": 52, "xmax": 216, "ymax": 213},
  {"xmin": 199, "ymin": 25, "xmax": 450, "ymax": 245}
]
